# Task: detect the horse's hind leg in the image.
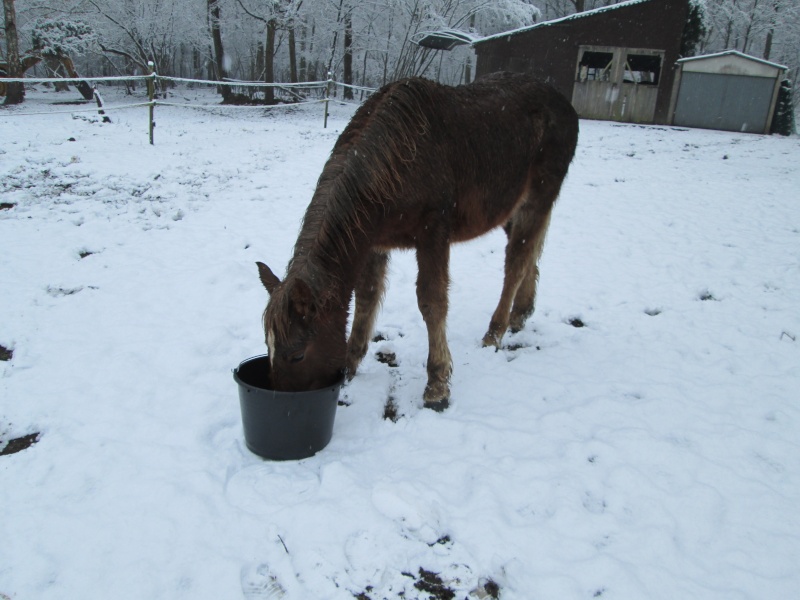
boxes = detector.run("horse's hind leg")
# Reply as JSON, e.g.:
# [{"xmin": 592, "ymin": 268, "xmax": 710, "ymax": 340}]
[
  {"xmin": 346, "ymin": 250, "xmax": 389, "ymax": 378},
  {"xmin": 509, "ymin": 209, "xmax": 552, "ymax": 333},
  {"xmin": 482, "ymin": 204, "xmax": 553, "ymax": 348}
]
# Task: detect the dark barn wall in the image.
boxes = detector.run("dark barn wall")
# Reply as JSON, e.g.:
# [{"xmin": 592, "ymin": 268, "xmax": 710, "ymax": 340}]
[{"xmin": 474, "ymin": 0, "xmax": 689, "ymax": 124}]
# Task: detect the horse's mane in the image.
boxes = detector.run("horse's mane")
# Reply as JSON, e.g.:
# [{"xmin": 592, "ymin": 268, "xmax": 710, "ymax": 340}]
[{"xmin": 286, "ymin": 78, "xmax": 437, "ymax": 303}]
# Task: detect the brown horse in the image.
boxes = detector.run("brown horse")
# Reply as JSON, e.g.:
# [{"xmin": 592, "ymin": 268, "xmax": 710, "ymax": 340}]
[{"xmin": 257, "ymin": 71, "xmax": 578, "ymax": 410}]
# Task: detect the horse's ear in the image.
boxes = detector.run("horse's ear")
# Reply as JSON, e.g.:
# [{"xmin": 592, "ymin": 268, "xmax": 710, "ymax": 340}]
[
  {"xmin": 256, "ymin": 262, "xmax": 281, "ymax": 294},
  {"xmin": 289, "ymin": 278, "xmax": 316, "ymax": 320}
]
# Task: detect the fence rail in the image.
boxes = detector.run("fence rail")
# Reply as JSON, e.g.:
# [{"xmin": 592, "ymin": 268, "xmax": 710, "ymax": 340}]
[{"xmin": 1, "ymin": 64, "xmax": 376, "ymax": 144}]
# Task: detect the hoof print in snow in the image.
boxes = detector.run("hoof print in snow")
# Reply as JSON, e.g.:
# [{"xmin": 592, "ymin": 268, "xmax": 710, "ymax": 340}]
[
  {"xmin": 427, "ymin": 534, "xmax": 452, "ymax": 548},
  {"xmin": 376, "ymin": 351, "xmax": 398, "ymax": 367},
  {"xmin": 1, "ymin": 432, "xmax": 41, "ymax": 457},
  {"xmin": 372, "ymin": 330, "xmax": 404, "ymax": 343},
  {"xmin": 471, "ymin": 578, "xmax": 501, "ymax": 599},
  {"xmin": 78, "ymin": 249, "xmax": 95, "ymax": 259},
  {"xmin": 644, "ymin": 307, "xmax": 662, "ymax": 316},
  {"xmin": 383, "ymin": 396, "xmax": 400, "ymax": 422},
  {"xmin": 698, "ymin": 290, "xmax": 718, "ymax": 301},
  {"xmin": 240, "ymin": 563, "xmax": 286, "ymax": 599},
  {"xmin": 412, "ymin": 568, "xmax": 455, "ymax": 600},
  {"xmin": 0, "ymin": 344, "xmax": 12, "ymax": 361},
  {"xmin": 504, "ymin": 342, "xmax": 528, "ymax": 352},
  {"xmin": 338, "ymin": 391, "xmax": 352, "ymax": 407},
  {"xmin": 47, "ymin": 285, "xmax": 83, "ymax": 297},
  {"xmin": 568, "ymin": 317, "xmax": 586, "ymax": 328}
]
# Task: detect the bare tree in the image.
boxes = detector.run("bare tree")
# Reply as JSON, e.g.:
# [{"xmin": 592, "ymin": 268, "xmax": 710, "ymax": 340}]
[
  {"xmin": 208, "ymin": 0, "xmax": 231, "ymax": 101},
  {"xmin": 2, "ymin": 0, "xmax": 24, "ymax": 104},
  {"xmin": 234, "ymin": 0, "xmax": 304, "ymax": 102}
]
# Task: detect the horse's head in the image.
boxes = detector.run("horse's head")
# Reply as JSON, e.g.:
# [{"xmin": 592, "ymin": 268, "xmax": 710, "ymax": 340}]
[{"xmin": 256, "ymin": 261, "xmax": 346, "ymax": 392}]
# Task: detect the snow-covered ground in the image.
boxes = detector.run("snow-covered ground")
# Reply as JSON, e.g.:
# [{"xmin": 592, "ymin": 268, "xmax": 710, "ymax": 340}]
[{"xmin": 1, "ymin": 87, "xmax": 799, "ymax": 600}]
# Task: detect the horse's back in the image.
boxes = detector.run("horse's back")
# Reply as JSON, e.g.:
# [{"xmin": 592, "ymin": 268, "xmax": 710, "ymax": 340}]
[
  {"xmin": 342, "ymin": 72, "xmax": 577, "ymax": 159},
  {"xmin": 322, "ymin": 72, "xmax": 578, "ymax": 247}
]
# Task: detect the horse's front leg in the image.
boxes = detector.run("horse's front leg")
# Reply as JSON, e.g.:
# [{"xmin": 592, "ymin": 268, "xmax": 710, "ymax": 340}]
[
  {"xmin": 346, "ymin": 250, "xmax": 389, "ymax": 379},
  {"xmin": 416, "ymin": 228, "xmax": 452, "ymax": 411}
]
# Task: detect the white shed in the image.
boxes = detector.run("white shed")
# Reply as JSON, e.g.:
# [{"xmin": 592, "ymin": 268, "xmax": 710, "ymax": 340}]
[{"xmin": 669, "ymin": 51, "xmax": 787, "ymax": 134}]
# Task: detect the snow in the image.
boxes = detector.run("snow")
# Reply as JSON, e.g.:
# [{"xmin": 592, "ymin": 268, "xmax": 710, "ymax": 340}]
[{"xmin": 1, "ymin": 88, "xmax": 799, "ymax": 600}]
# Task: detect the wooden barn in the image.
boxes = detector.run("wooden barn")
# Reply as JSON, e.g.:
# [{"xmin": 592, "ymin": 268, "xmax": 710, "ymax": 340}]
[{"xmin": 471, "ymin": 0, "xmax": 690, "ymax": 125}]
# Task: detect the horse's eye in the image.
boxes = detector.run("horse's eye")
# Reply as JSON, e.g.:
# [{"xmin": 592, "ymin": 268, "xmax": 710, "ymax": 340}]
[{"xmin": 288, "ymin": 352, "xmax": 305, "ymax": 364}]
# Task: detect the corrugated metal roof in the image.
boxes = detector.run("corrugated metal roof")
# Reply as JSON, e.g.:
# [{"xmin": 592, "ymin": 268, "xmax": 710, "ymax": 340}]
[
  {"xmin": 677, "ymin": 50, "xmax": 788, "ymax": 71},
  {"xmin": 473, "ymin": 0, "xmax": 655, "ymax": 45}
]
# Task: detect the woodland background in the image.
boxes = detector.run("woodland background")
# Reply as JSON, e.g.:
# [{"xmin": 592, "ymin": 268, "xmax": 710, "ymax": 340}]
[{"xmin": 2, "ymin": 0, "xmax": 799, "ymax": 104}]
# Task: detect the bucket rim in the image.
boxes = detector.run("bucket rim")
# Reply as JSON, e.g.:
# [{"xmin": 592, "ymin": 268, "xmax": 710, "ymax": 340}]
[{"xmin": 233, "ymin": 354, "xmax": 345, "ymax": 397}]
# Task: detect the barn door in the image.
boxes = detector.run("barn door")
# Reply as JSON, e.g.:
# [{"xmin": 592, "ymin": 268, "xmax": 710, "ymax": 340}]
[
  {"xmin": 572, "ymin": 46, "xmax": 663, "ymax": 124},
  {"xmin": 672, "ymin": 72, "xmax": 775, "ymax": 133}
]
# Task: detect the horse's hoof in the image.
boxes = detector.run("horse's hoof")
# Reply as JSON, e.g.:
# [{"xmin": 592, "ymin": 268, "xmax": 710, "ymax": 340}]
[
  {"xmin": 481, "ymin": 332, "xmax": 501, "ymax": 349},
  {"xmin": 424, "ymin": 397, "xmax": 450, "ymax": 412},
  {"xmin": 423, "ymin": 381, "xmax": 450, "ymax": 411}
]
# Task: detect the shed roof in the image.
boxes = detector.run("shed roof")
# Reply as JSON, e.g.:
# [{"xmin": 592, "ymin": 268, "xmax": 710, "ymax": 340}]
[
  {"xmin": 677, "ymin": 50, "xmax": 788, "ymax": 72},
  {"xmin": 473, "ymin": 0, "xmax": 654, "ymax": 45}
]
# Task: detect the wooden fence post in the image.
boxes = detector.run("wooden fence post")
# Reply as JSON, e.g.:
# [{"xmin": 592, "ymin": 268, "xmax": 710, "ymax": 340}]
[{"xmin": 147, "ymin": 61, "xmax": 156, "ymax": 145}]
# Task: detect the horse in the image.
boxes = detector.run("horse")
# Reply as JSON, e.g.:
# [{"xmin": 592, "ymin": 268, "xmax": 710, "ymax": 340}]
[{"xmin": 257, "ymin": 71, "xmax": 579, "ymax": 411}]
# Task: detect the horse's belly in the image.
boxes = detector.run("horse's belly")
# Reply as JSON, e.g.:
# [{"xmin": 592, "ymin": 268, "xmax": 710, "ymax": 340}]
[
  {"xmin": 450, "ymin": 187, "xmax": 527, "ymax": 242},
  {"xmin": 370, "ymin": 178, "xmax": 529, "ymax": 248}
]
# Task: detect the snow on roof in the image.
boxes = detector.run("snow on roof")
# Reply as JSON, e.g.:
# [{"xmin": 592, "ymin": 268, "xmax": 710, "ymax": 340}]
[
  {"xmin": 473, "ymin": 0, "xmax": 655, "ymax": 45},
  {"xmin": 677, "ymin": 50, "xmax": 788, "ymax": 71},
  {"xmin": 413, "ymin": 29, "xmax": 481, "ymax": 50}
]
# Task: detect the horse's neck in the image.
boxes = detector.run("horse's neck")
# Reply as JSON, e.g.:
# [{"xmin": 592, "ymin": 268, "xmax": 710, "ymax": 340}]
[{"xmin": 291, "ymin": 209, "xmax": 370, "ymax": 309}]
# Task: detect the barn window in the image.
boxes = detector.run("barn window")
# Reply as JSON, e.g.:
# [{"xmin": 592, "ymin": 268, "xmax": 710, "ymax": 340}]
[
  {"xmin": 578, "ymin": 51, "xmax": 614, "ymax": 82},
  {"xmin": 623, "ymin": 54, "xmax": 662, "ymax": 85}
]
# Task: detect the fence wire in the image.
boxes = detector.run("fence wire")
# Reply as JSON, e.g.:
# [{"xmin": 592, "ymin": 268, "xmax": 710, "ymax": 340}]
[{"xmin": 1, "ymin": 71, "xmax": 376, "ymax": 140}]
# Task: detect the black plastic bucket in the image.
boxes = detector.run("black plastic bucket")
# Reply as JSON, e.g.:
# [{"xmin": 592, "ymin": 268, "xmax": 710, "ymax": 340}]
[{"xmin": 234, "ymin": 355, "xmax": 343, "ymax": 460}]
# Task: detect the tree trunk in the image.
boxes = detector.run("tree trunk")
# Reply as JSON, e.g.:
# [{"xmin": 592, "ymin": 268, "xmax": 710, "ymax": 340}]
[
  {"xmin": 343, "ymin": 11, "xmax": 353, "ymax": 100},
  {"xmin": 288, "ymin": 27, "xmax": 298, "ymax": 84},
  {"xmin": 255, "ymin": 40, "xmax": 265, "ymax": 80},
  {"xmin": 193, "ymin": 48, "xmax": 203, "ymax": 79},
  {"xmin": 763, "ymin": 1, "xmax": 779, "ymax": 60},
  {"xmin": 208, "ymin": 0, "xmax": 231, "ymax": 102},
  {"xmin": 2, "ymin": 0, "xmax": 25, "ymax": 104},
  {"xmin": 265, "ymin": 19, "xmax": 276, "ymax": 103},
  {"xmin": 299, "ymin": 21, "xmax": 307, "ymax": 82},
  {"xmin": 763, "ymin": 29, "xmax": 774, "ymax": 60}
]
